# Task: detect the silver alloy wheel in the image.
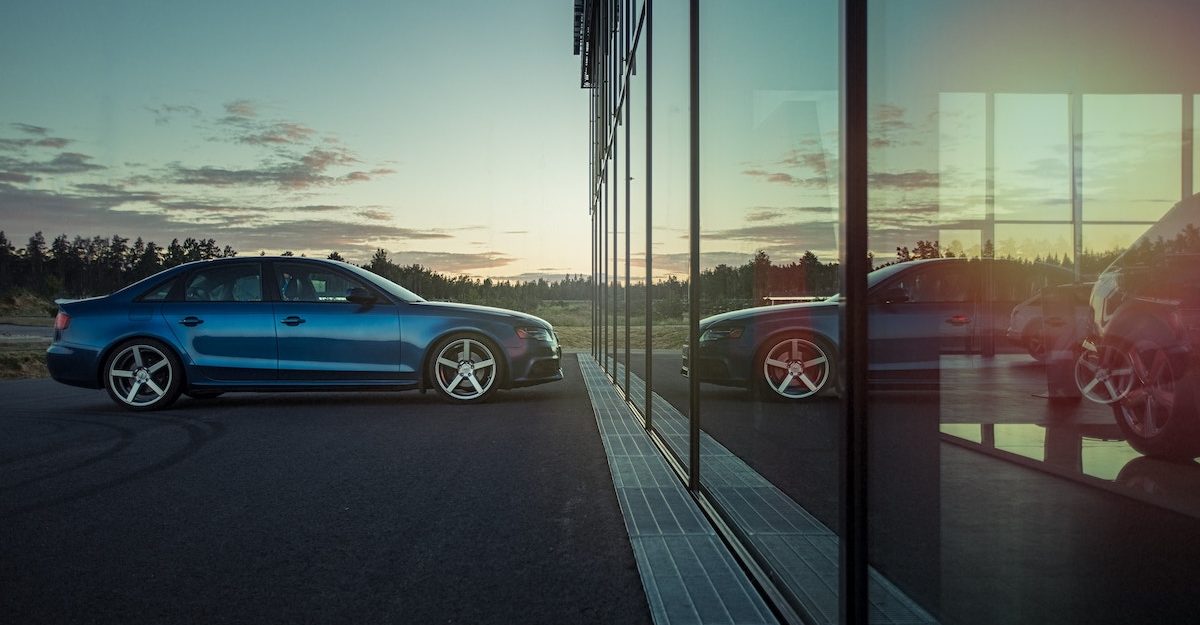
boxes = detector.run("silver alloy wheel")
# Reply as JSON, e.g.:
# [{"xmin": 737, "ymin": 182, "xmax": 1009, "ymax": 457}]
[
  {"xmin": 433, "ymin": 337, "xmax": 498, "ymax": 401},
  {"xmin": 108, "ymin": 344, "xmax": 174, "ymax": 408},
  {"xmin": 761, "ymin": 337, "xmax": 830, "ymax": 400},
  {"xmin": 1118, "ymin": 340, "xmax": 1176, "ymax": 439},
  {"xmin": 1075, "ymin": 343, "xmax": 1135, "ymax": 404}
]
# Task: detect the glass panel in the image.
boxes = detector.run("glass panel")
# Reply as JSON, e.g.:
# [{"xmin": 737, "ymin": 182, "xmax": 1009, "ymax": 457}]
[
  {"xmin": 869, "ymin": 1, "xmax": 1200, "ymax": 624},
  {"xmin": 276, "ymin": 262, "xmax": 367, "ymax": 303},
  {"xmin": 1082, "ymin": 94, "xmax": 1180, "ymax": 222},
  {"xmin": 698, "ymin": 0, "xmax": 841, "ymax": 620},
  {"xmin": 995, "ymin": 94, "xmax": 1071, "ymax": 222},
  {"xmin": 648, "ymin": 0, "xmax": 691, "ymax": 466},
  {"xmin": 184, "ymin": 264, "xmax": 262, "ymax": 302},
  {"xmin": 626, "ymin": 41, "xmax": 650, "ymax": 408}
]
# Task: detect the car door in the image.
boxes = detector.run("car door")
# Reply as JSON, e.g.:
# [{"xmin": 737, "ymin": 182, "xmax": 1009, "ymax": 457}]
[
  {"xmin": 868, "ymin": 262, "xmax": 976, "ymax": 375},
  {"xmin": 271, "ymin": 261, "xmax": 402, "ymax": 381},
  {"xmin": 160, "ymin": 262, "xmax": 278, "ymax": 381}
]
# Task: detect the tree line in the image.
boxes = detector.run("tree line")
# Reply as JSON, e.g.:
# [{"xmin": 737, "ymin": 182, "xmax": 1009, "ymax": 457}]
[{"xmin": 0, "ymin": 229, "xmax": 1134, "ymax": 319}]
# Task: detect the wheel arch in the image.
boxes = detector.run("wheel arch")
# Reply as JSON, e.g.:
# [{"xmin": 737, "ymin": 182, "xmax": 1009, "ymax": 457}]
[
  {"xmin": 420, "ymin": 328, "xmax": 511, "ymax": 390},
  {"xmin": 95, "ymin": 333, "xmax": 191, "ymax": 389}
]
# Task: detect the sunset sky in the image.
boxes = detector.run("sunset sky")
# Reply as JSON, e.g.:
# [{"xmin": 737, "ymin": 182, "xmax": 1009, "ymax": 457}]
[
  {"xmin": 2, "ymin": 0, "xmax": 1195, "ymax": 283},
  {"xmin": 0, "ymin": 0, "xmax": 587, "ymax": 280}
]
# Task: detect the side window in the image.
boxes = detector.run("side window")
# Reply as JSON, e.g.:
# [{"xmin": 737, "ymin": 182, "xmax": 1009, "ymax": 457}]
[
  {"xmin": 276, "ymin": 263, "xmax": 369, "ymax": 303},
  {"xmin": 184, "ymin": 264, "xmax": 263, "ymax": 302},
  {"xmin": 892, "ymin": 266, "xmax": 972, "ymax": 303},
  {"xmin": 139, "ymin": 278, "xmax": 176, "ymax": 301}
]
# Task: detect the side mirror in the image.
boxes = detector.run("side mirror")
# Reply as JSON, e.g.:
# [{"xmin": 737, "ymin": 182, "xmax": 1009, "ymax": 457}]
[
  {"xmin": 879, "ymin": 286, "xmax": 910, "ymax": 304},
  {"xmin": 346, "ymin": 287, "xmax": 377, "ymax": 306}
]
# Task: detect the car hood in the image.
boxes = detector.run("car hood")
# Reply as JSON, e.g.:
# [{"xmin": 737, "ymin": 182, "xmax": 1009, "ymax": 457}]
[
  {"xmin": 701, "ymin": 299, "xmax": 837, "ymax": 328},
  {"xmin": 413, "ymin": 301, "xmax": 552, "ymax": 328}
]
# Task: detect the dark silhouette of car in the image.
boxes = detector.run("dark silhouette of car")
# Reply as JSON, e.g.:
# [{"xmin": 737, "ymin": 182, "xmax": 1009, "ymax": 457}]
[
  {"xmin": 1076, "ymin": 194, "xmax": 1200, "ymax": 459},
  {"xmin": 684, "ymin": 258, "xmax": 1072, "ymax": 399},
  {"xmin": 1006, "ymin": 283, "xmax": 1093, "ymax": 361},
  {"xmin": 47, "ymin": 257, "xmax": 562, "ymax": 410}
]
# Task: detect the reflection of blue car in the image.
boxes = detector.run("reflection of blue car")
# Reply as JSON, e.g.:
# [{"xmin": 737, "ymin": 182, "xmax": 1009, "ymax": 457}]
[
  {"xmin": 684, "ymin": 258, "xmax": 1071, "ymax": 400},
  {"xmin": 1078, "ymin": 194, "xmax": 1200, "ymax": 459},
  {"xmin": 48, "ymin": 257, "xmax": 562, "ymax": 410}
]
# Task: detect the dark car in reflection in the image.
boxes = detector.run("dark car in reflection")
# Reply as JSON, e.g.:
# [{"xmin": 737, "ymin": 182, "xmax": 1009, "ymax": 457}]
[
  {"xmin": 1076, "ymin": 194, "xmax": 1200, "ymax": 459},
  {"xmin": 684, "ymin": 258, "xmax": 1072, "ymax": 400},
  {"xmin": 47, "ymin": 257, "xmax": 562, "ymax": 410},
  {"xmin": 1005, "ymin": 282, "xmax": 1093, "ymax": 361}
]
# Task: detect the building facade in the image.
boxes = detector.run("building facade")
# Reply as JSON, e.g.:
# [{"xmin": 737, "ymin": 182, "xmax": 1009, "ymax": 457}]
[{"xmin": 574, "ymin": 1, "xmax": 1200, "ymax": 623}]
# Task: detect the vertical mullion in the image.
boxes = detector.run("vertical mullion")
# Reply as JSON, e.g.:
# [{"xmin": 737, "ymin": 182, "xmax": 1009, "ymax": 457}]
[
  {"xmin": 686, "ymin": 0, "xmax": 700, "ymax": 491},
  {"xmin": 624, "ymin": 53, "xmax": 632, "ymax": 395},
  {"xmin": 1071, "ymin": 92, "xmax": 1083, "ymax": 282},
  {"xmin": 644, "ymin": 0, "xmax": 654, "ymax": 431},
  {"xmin": 840, "ymin": 0, "xmax": 869, "ymax": 623},
  {"xmin": 1184, "ymin": 94, "xmax": 1193, "ymax": 201}
]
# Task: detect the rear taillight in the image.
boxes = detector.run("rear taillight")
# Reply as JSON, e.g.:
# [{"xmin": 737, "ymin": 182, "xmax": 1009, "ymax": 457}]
[{"xmin": 54, "ymin": 311, "xmax": 70, "ymax": 331}]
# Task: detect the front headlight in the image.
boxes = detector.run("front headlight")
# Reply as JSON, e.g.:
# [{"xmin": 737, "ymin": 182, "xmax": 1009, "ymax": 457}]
[
  {"xmin": 516, "ymin": 326, "xmax": 554, "ymax": 341},
  {"xmin": 699, "ymin": 326, "xmax": 743, "ymax": 341}
]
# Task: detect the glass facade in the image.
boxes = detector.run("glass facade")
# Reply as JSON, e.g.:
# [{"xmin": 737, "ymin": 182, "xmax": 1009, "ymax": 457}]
[{"xmin": 576, "ymin": 0, "xmax": 1200, "ymax": 623}]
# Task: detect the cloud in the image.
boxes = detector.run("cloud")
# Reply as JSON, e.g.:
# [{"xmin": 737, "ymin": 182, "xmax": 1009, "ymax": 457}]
[
  {"xmin": 223, "ymin": 99, "xmax": 257, "ymax": 120},
  {"xmin": 0, "ymin": 151, "xmax": 106, "ymax": 175},
  {"xmin": 0, "ymin": 172, "xmax": 33, "ymax": 183},
  {"xmin": 356, "ymin": 209, "xmax": 393, "ymax": 221},
  {"xmin": 12, "ymin": 123, "xmax": 48, "ymax": 136},
  {"xmin": 237, "ymin": 122, "xmax": 315, "ymax": 146},
  {"xmin": 147, "ymin": 104, "xmax": 202, "ymax": 125},
  {"xmin": 387, "ymin": 250, "xmax": 517, "ymax": 273},
  {"xmin": 868, "ymin": 170, "xmax": 939, "ymax": 190},
  {"xmin": 165, "ymin": 145, "xmax": 367, "ymax": 190},
  {"xmin": 745, "ymin": 209, "xmax": 784, "ymax": 222}
]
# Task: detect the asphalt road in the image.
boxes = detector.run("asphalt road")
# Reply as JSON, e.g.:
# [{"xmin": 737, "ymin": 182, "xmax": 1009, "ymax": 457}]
[{"xmin": 0, "ymin": 354, "xmax": 652, "ymax": 625}]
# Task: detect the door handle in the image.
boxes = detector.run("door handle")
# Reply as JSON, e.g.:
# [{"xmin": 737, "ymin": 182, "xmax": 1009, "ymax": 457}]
[
  {"xmin": 945, "ymin": 315, "xmax": 971, "ymax": 326},
  {"xmin": 281, "ymin": 316, "xmax": 306, "ymax": 326},
  {"xmin": 179, "ymin": 316, "xmax": 204, "ymax": 327}
]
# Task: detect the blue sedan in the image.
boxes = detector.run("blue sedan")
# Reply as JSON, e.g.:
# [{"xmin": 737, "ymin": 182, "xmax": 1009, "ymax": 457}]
[{"xmin": 47, "ymin": 257, "xmax": 563, "ymax": 410}]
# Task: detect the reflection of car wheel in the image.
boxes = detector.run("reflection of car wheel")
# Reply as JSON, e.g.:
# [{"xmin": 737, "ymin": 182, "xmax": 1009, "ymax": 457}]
[
  {"xmin": 1112, "ymin": 339, "xmax": 1200, "ymax": 460},
  {"xmin": 1025, "ymin": 321, "xmax": 1047, "ymax": 361},
  {"xmin": 429, "ymin": 334, "xmax": 502, "ymax": 404},
  {"xmin": 754, "ymin": 334, "xmax": 836, "ymax": 401},
  {"xmin": 103, "ymin": 338, "xmax": 183, "ymax": 411},
  {"xmin": 185, "ymin": 390, "xmax": 224, "ymax": 400},
  {"xmin": 1075, "ymin": 342, "xmax": 1135, "ymax": 404}
]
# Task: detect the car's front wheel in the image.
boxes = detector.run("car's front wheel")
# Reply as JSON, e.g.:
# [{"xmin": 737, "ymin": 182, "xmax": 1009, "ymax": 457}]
[
  {"xmin": 103, "ymin": 338, "xmax": 183, "ymax": 411},
  {"xmin": 429, "ymin": 334, "xmax": 502, "ymax": 404},
  {"xmin": 754, "ymin": 334, "xmax": 836, "ymax": 401},
  {"xmin": 1112, "ymin": 338, "xmax": 1200, "ymax": 460}
]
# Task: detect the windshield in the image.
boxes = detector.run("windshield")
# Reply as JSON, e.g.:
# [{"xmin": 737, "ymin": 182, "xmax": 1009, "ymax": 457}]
[
  {"xmin": 1107, "ymin": 193, "xmax": 1200, "ymax": 272},
  {"xmin": 340, "ymin": 263, "xmax": 425, "ymax": 303},
  {"xmin": 825, "ymin": 261, "xmax": 919, "ymax": 300}
]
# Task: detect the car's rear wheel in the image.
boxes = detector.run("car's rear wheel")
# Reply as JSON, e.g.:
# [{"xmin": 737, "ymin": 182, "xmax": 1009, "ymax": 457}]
[
  {"xmin": 1112, "ymin": 338, "xmax": 1200, "ymax": 460},
  {"xmin": 754, "ymin": 334, "xmax": 835, "ymax": 401},
  {"xmin": 103, "ymin": 338, "xmax": 182, "ymax": 411},
  {"xmin": 429, "ymin": 334, "xmax": 502, "ymax": 404}
]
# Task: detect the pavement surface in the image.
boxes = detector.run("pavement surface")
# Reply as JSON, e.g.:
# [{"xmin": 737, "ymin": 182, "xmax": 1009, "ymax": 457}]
[{"xmin": 0, "ymin": 353, "xmax": 653, "ymax": 625}]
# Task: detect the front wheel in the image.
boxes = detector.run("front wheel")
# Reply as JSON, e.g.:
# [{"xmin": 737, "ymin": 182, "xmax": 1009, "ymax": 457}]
[
  {"xmin": 1112, "ymin": 339, "xmax": 1200, "ymax": 460},
  {"xmin": 429, "ymin": 334, "xmax": 503, "ymax": 404},
  {"xmin": 103, "ymin": 338, "xmax": 183, "ymax": 411},
  {"xmin": 754, "ymin": 335, "xmax": 836, "ymax": 401}
]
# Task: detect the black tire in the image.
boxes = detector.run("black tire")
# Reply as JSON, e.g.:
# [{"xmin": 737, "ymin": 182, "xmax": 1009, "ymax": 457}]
[
  {"xmin": 102, "ymin": 338, "xmax": 183, "ymax": 411},
  {"xmin": 428, "ymin": 333, "xmax": 504, "ymax": 404},
  {"xmin": 752, "ymin": 333, "xmax": 837, "ymax": 401},
  {"xmin": 185, "ymin": 390, "xmax": 224, "ymax": 400},
  {"xmin": 1112, "ymin": 340, "xmax": 1200, "ymax": 460},
  {"xmin": 1025, "ymin": 321, "xmax": 1047, "ymax": 362}
]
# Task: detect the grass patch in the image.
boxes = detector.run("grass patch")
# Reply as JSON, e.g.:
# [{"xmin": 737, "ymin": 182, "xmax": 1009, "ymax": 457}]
[
  {"xmin": 0, "ymin": 348, "xmax": 49, "ymax": 379},
  {"xmin": 0, "ymin": 315, "xmax": 54, "ymax": 327},
  {"xmin": 555, "ymin": 325, "xmax": 688, "ymax": 351}
]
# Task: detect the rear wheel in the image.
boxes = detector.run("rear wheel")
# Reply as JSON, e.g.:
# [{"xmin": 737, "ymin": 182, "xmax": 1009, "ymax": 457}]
[
  {"xmin": 429, "ymin": 334, "xmax": 502, "ymax": 404},
  {"xmin": 754, "ymin": 334, "xmax": 836, "ymax": 401},
  {"xmin": 103, "ymin": 338, "xmax": 183, "ymax": 411}
]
